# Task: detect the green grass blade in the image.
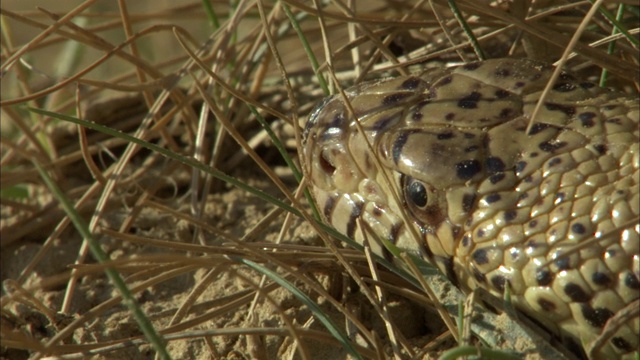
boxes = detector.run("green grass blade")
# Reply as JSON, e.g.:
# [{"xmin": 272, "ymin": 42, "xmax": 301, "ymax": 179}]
[
  {"xmin": 228, "ymin": 256, "xmax": 363, "ymax": 360},
  {"xmin": 33, "ymin": 161, "xmax": 172, "ymax": 360},
  {"xmin": 280, "ymin": 2, "xmax": 330, "ymax": 95},
  {"xmin": 448, "ymin": 0, "xmax": 485, "ymax": 60}
]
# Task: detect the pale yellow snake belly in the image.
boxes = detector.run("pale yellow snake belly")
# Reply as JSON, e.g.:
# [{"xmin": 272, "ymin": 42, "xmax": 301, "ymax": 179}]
[{"xmin": 302, "ymin": 58, "xmax": 639, "ymax": 359}]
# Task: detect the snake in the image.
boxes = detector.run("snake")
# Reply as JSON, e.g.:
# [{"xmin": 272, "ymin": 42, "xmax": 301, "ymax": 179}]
[{"xmin": 301, "ymin": 58, "xmax": 639, "ymax": 359}]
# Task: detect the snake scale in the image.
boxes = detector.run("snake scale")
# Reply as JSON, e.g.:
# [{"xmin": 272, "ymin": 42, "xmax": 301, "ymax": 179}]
[{"xmin": 302, "ymin": 58, "xmax": 639, "ymax": 359}]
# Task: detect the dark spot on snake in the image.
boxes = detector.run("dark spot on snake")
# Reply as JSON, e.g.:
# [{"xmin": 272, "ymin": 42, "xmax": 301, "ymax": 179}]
[
  {"xmin": 382, "ymin": 93, "xmax": 411, "ymax": 106},
  {"xmin": 463, "ymin": 132, "xmax": 476, "ymax": 139},
  {"xmin": 462, "ymin": 62, "xmax": 481, "ymax": 71},
  {"xmin": 495, "ymin": 68, "xmax": 510, "ymax": 77},
  {"xmin": 462, "ymin": 234, "xmax": 471, "ymax": 247},
  {"xmin": 417, "ymin": 99, "xmax": 431, "ymax": 108},
  {"xmin": 455, "ymin": 159, "xmax": 482, "ymax": 180},
  {"xmin": 499, "ymin": 108, "xmax": 514, "ymax": 119},
  {"xmin": 555, "ymin": 192, "xmax": 565, "ymax": 203},
  {"xmin": 422, "ymin": 238, "xmax": 434, "ymax": 258},
  {"xmin": 525, "ymin": 240, "xmax": 539, "ymax": 251},
  {"xmin": 530, "ymin": 69, "xmax": 544, "ymax": 78},
  {"xmin": 606, "ymin": 117, "xmax": 622, "ymax": 125},
  {"xmin": 472, "ymin": 248, "xmax": 489, "ymax": 265},
  {"xmin": 593, "ymin": 144, "xmax": 607, "ymax": 155},
  {"xmin": 494, "ymin": 89, "xmax": 510, "ymax": 99},
  {"xmin": 442, "ymin": 257, "xmax": 459, "ymax": 286},
  {"xmin": 437, "ymin": 132, "xmax": 454, "ymax": 140},
  {"xmin": 392, "ymin": 132, "xmax": 410, "ymax": 165},
  {"xmin": 401, "ymin": 77, "xmax": 421, "ymax": 90},
  {"xmin": 578, "ymin": 112, "xmax": 596, "ymax": 127},
  {"xmin": 445, "ymin": 112, "xmax": 455, "ymax": 121},
  {"xmin": 440, "ymin": 76, "xmax": 453, "ymax": 85},
  {"xmin": 464, "ymin": 145, "xmax": 479, "ymax": 153},
  {"xmin": 412, "ymin": 111, "xmax": 423, "ymax": 121},
  {"xmin": 545, "ymin": 102, "xmax": 576, "ymax": 117},
  {"xmin": 323, "ymin": 195, "xmax": 337, "ymax": 221},
  {"xmin": 624, "ymin": 272, "xmax": 640, "ymax": 290},
  {"xmin": 527, "ymin": 123, "xmax": 550, "ymax": 135},
  {"xmin": 372, "ymin": 204, "xmax": 383, "ymax": 217},
  {"xmin": 529, "ymin": 220, "xmax": 538, "ymax": 228},
  {"xmin": 554, "ymin": 256, "xmax": 571, "ymax": 270},
  {"xmin": 523, "ymin": 175, "xmax": 533, "ymax": 183},
  {"xmin": 346, "ymin": 201, "xmax": 363, "ymax": 239},
  {"xmin": 476, "ymin": 228, "xmax": 485, "ymax": 238},
  {"xmin": 372, "ymin": 117, "xmax": 395, "ymax": 131},
  {"xmin": 552, "ymin": 83, "xmax": 577, "ymax": 92},
  {"xmin": 514, "ymin": 81, "xmax": 525, "ymax": 88},
  {"xmin": 591, "ymin": 272, "xmax": 611, "ymax": 286},
  {"xmin": 364, "ymin": 153, "xmax": 373, "ymax": 171},
  {"xmin": 504, "ymin": 210, "xmax": 517, "ymax": 222},
  {"xmin": 458, "ymin": 91, "xmax": 482, "ymax": 109},
  {"xmin": 571, "ymin": 223, "xmax": 586, "ymax": 234},
  {"xmin": 580, "ymin": 82, "xmax": 595, "ymax": 89},
  {"xmin": 462, "ymin": 193, "xmax": 476, "ymax": 213},
  {"xmin": 559, "ymin": 72, "xmax": 575, "ymax": 81},
  {"xmin": 612, "ymin": 337, "xmax": 634, "ymax": 351},
  {"xmin": 389, "ymin": 223, "xmax": 402, "ymax": 246},
  {"xmin": 491, "ymin": 275, "xmax": 507, "ymax": 292},
  {"xmin": 537, "ymin": 298, "xmax": 556, "ymax": 311},
  {"xmin": 536, "ymin": 269, "xmax": 553, "ymax": 286},
  {"xmin": 539, "ymin": 140, "xmax": 568, "ymax": 153},
  {"xmin": 547, "ymin": 157, "xmax": 562, "ymax": 167},
  {"xmin": 485, "ymin": 193, "xmax": 501, "ymax": 204},
  {"xmin": 489, "ymin": 173, "xmax": 505, "ymax": 184},
  {"xmin": 486, "ymin": 156, "xmax": 506, "ymax": 173},
  {"xmin": 472, "ymin": 266, "xmax": 487, "ymax": 283},
  {"xmin": 581, "ymin": 304, "xmax": 614, "ymax": 328},
  {"xmin": 564, "ymin": 283, "xmax": 590, "ymax": 302},
  {"xmin": 515, "ymin": 161, "xmax": 527, "ymax": 174}
]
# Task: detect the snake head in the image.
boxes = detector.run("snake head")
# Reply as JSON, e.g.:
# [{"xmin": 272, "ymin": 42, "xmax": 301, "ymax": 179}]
[{"xmin": 303, "ymin": 58, "xmax": 640, "ymax": 358}]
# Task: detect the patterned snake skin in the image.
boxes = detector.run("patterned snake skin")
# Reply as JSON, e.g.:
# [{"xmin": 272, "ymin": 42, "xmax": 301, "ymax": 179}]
[{"xmin": 302, "ymin": 59, "xmax": 639, "ymax": 359}]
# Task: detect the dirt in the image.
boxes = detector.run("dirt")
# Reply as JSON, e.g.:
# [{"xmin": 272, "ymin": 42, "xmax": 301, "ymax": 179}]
[{"xmin": 0, "ymin": 112, "xmax": 446, "ymax": 359}]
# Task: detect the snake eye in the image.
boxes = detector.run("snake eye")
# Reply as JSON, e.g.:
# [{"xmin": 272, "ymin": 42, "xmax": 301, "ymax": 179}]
[
  {"xmin": 403, "ymin": 176, "xmax": 446, "ymax": 226},
  {"xmin": 407, "ymin": 178, "xmax": 428, "ymax": 208}
]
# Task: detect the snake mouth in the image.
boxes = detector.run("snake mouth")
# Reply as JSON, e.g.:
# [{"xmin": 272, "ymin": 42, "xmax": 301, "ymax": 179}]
[{"xmin": 302, "ymin": 93, "xmax": 379, "ymax": 195}]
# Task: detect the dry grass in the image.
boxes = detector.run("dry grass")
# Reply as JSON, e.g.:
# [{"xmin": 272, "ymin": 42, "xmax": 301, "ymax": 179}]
[{"xmin": 1, "ymin": 1, "xmax": 638, "ymax": 359}]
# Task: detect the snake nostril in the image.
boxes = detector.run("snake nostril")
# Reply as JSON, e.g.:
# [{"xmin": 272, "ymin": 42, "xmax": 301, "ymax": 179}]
[{"xmin": 320, "ymin": 153, "xmax": 336, "ymax": 175}]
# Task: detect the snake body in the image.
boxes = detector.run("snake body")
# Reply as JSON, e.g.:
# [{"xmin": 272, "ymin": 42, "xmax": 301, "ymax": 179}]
[{"xmin": 302, "ymin": 59, "xmax": 639, "ymax": 358}]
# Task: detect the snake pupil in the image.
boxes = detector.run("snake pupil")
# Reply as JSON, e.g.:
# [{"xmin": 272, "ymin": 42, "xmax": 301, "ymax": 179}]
[{"xmin": 407, "ymin": 179, "xmax": 428, "ymax": 208}]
